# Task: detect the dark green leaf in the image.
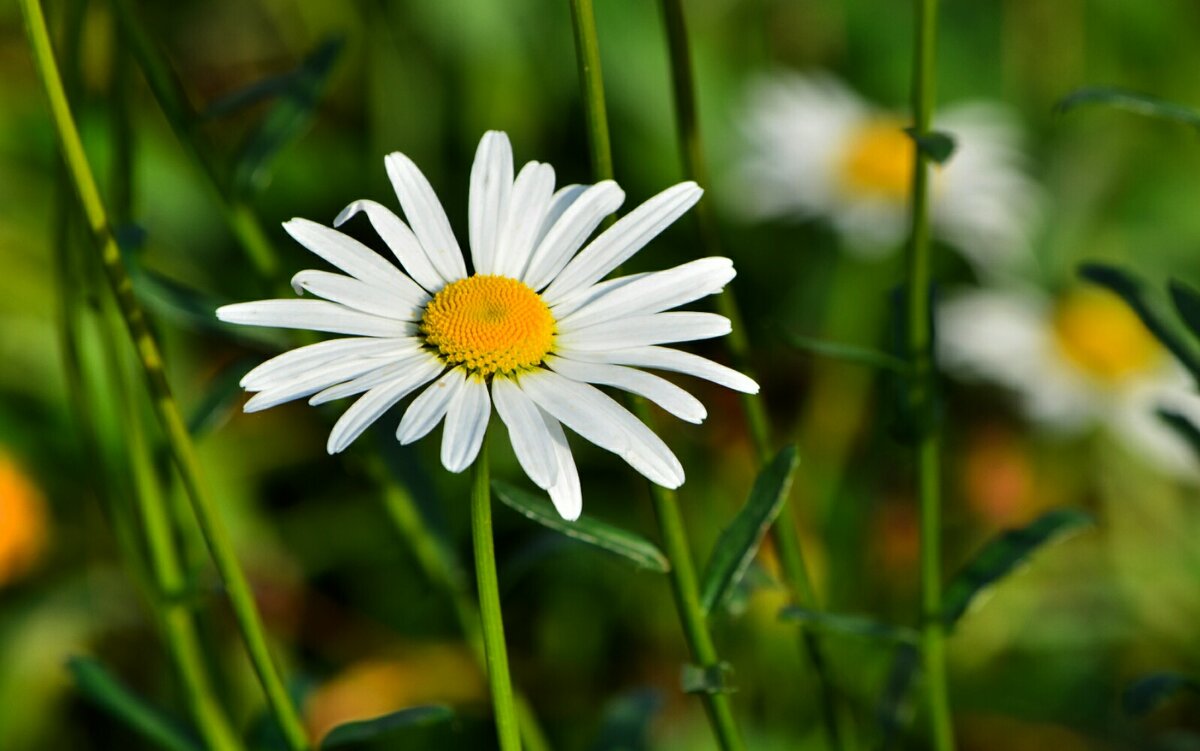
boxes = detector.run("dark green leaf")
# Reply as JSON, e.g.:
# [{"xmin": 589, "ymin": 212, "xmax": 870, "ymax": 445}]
[
  {"xmin": 779, "ymin": 606, "xmax": 918, "ymax": 645},
  {"xmin": 588, "ymin": 689, "xmax": 662, "ymax": 751},
  {"xmin": 68, "ymin": 656, "xmax": 202, "ymax": 751},
  {"xmin": 783, "ymin": 332, "xmax": 908, "ymax": 373},
  {"xmin": 233, "ymin": 38, "xmax": 344, "ymax": 196},
  {"xmin": 1079, "ymin": 263, "xmax": 1200, "ymax": 385},
  {"xmin": 321, "ymin": 705, "xmax": 453, "ymax": 749},
  {"xmin": 903, "ymin": 128, "xmax": 957, "ymax": 163},
  {"xmin": 1169, "ymin": 278, "xmax": 1200, "ymax": 342},
  {"xmin": 700, "ymin": 445, "xmax": 799, "ymax": 614},
  {"xmin": 493, "ymin": 481, "xmax": 669, "ymax": 573},
  {"xmin": 1157, "ymin": 408, "xmax": 1200, "ymax": 464},
  {"xmin": 1123, "ymin": 672, "xmax": 1200, "ymax": 715},
  {"xmin": 1056, "ymin": 87, "xmax": 1200, "ymax": 131},
  {"xmin": 680, "ymin": 662, "xmax": 734, "ymax": 695},
  {"xmin": 941, "ymin": 508, "xmax": 1092, "ymax": 628}
]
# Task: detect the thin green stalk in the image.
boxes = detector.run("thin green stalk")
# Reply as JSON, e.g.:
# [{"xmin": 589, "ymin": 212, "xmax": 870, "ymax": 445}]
[
  {"xmin": 906, "ymin": 0, "xmax": 954, "ymax": 746},
  {"xmin": 568, "ymin": 0, "xmax": 613, "ymax": 187},
  {"xmin": 469, "ymin": 436, "xmax": 522, "ymax": 751},
  {"xmin": 19, "ymin": 2, "xmax": 309, "ymax": 748},
  {"xmin": 656, "ymin": 1, "xmax": 845, "ymax": 747}
]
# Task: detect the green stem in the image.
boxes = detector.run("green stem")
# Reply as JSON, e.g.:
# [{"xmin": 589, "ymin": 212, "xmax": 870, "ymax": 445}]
[
  {"xmin": 657, "ymin": 1, "xmax": 844, "ymax": 746},
  {"xmin": 907, "ymin": 0, "xmax": 954, "ymax": 746},
  {"xmin": 568, "ymin": 0, "xmax": 614, "ymax": 188},
  {"xmin": 469, "ymin": 436, "xmax": 522, "ymax": 751},
  {"xmin": 18, "ymin": 2, "xmax": 309, "ymax": 747}
]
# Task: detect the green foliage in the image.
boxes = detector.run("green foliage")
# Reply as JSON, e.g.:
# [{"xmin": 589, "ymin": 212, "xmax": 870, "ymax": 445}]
[
  {"xmin": 782, "ymin": 332, "xmax": 909, "ymax": 373},
  {"xmin": 1057, "ymin": 87, "xmax": 1200, "ymax": 131},
  {"xmin": 779, "ymin": 607, "xmax": 918, "ymax": 645},
  {"xmin": 700, "ymin": 444, "xmax": 799, "ymax": 615},
  {"xmin": 492, "ymin": 480, "xmax": 670, "ymax": 573},
  {"xmin": 67, "ymin": 656, "xmax": 202, "ymax": 751},
  {"xmin": 680, "ymin": 662, "xmax": 734, "ymax": 695},
  {"xmin": 587, "ymin": 689, "xmax": 662, "ymax": 751},
  {"xmin": 1123, "ymin": 672, "xmax": 1200, "ymax": 715},
  {"xmin": 320, "ymin": 705, "xmax": 454, "ymax": 749}
]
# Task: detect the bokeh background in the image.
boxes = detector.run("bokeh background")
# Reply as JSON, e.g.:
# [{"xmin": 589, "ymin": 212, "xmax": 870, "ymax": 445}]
[{"xmin": 3, "ymin": 0, "xmax": 1200, "ymax": 749}]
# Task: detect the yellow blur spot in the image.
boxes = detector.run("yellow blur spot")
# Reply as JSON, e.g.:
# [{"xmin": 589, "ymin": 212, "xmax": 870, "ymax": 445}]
[
  {"xmin": 1052, "ymin": 288, "xmax": 1161, "ymax": 384},
  {"xmin": 837, "ymin": 120, "xmax": 916, "ymax": 201},
  {"xmin": 421, "ymin": 275, "xmax": 555, "ymax": 377},
  {"xmin": 0, "ymin": 453, "xmax": 49, "ymax": 586}
]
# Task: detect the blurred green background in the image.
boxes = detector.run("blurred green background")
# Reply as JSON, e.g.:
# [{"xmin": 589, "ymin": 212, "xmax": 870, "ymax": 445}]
[{"xmin": 3, "ymin": 0, "xmax": 1200, "ymax": 749}]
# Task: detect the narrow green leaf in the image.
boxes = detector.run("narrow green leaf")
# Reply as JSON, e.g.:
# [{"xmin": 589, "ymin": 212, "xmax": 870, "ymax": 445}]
[
  {"xmin": 903, "ymin": 127, "xmax": 957, "ymax": 163},
  {"xmin": 1079, "ymin": 263, "xmax": 1200, "ymax": 384},
  {"xmin": 941, "ymin": 508, "xmax": 1092, "ymax": 628},
  {"xmin": 783, "ymin": 332, "xmax": 909, "ymax": 372},
  {"xmin": 1056, "ymin": 86, "xmax": 1200, "ymax": 131},
  {"xmin": 233, "ymin": 38, "xmax": 344, "ymax": 196},
  {"xmin": 1169, "ymin": 278, "xmax": 1200, "ymax": 342},
  {"xmin": 492, "ymin": 480, "xmax": 670, "ymax": 573},
  {"xmin": 700, "ymin": 445, "xmax": 800, "ymax": 614},
  {"xmin": 779, "ymin": 606, "xmax": 918, "ymax": 645},
  {"xmin": 588, "ymin": 689, "xmax": 662, "ymax": 751},
  {"xmin": 680, "ymin": 662, "xmax": 734, "ymax": 695},
  {"xmin": 321, "ymin": 705, "xmax": 454, "ymax": 749},
  {"xmin": 68, "ymin": 656, "xmax": 202, "ymax": 751},
  {"xmin": 1123, "ymin": 672, "xmax": 1200, "ymax": 715},
  {"xmin": 875, "ymin": 644, "xmax": 920, "ymax": 751}
]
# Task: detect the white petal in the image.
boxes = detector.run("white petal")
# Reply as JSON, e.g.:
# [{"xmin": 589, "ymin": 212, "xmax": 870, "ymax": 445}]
[
  {"xmin": 494, "ymin": 161, "xmax": 556, "ymax": 279},
  {"xmin": 546, "ymin": 272, "xmax": 652, "ymax": 321},
  {"xmin": 308, "ymin": 351, "xmax": 436, "ymax": 405},
  {"xmin": 557, "ymin": 345, "xmax": 759, "ymax": 394},
  {"xmin": 441, "ymin": 376, "xmax": 491, "ymax": 473},
  {"xmin": 533, "ymin": 184, "xmax": 588, "ymax": 250},
  {"xmin": 518, "ymin": 370, "xmax": 684, "ymax": 489},
  {"xmin": 469, "ymin": 131, "xmax": 514, "ymax": 275},
  {"xmin": 384, "ymin": 152, "xmax": 468, "ymax": 282},
  {"xmin": 282, "ymin": 218, "xmax": 417, "ymax": 291},
  {"xmin": 556, "ymin": 312, "xmax": 730, "ymax": 350},
  {"xmin": 217, "ymin": 300, "xmax": 414, "ymax": 338},
  {"xmin": 542, "ymin": 182, "xmax": 702, "ymax": 305},
  {"xmin": 557, "ymin": 258, "xmax": 736, "ymax": 330},
  {"xmin": 240, "ymin": 337, "xmax": 416, "ymax": 390},
  {"xmin": 326, "ymin": 356, "xmax": 445, "ymax": 454},
  {"xmin": 291, "ymin": 270, "xmax": 426, "ymax": 321},
  {"xmin": 397, "ymin": 367, "xmax": 466, "ymax": 444},
  {"xmin": 244, "ymin": 357, "xmax": 400, "ymax": 412},
  {"xmin": 540, "ymin": 411, "xmax": 581, "ymax": 521},
  {"xmin": 491, "ymin": 378, "xmax": 559, "ymax": 489},
  {"xmin": 334, "ymin": 200, "xmax": 447, "ymax": 293},
  {"xmin": 522, "ymin": 181, "xmax": 625, "ymax": 291},
  {"xmin": 547, "ymin": 356, "xmax": 706, "ymax": 424}
]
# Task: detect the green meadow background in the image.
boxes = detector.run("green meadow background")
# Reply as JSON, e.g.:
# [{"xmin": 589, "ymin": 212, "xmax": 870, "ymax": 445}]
[{"xmin": 2, "ymin": 0, "xmax": 1200, "ymax": 749}]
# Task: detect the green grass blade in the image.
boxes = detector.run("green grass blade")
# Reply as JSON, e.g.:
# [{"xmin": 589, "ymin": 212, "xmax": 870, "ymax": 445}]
[
  {"xmin": 1057, "ymin": 86, "xmax": 1200, "ymax": 131},
  {"xmin": 68, "ymin": 656, "xmax": 203, "ymax": 751},
  {"xmin": 783, "ymin": 332, "xmax": 909, "ymax": 373},
  {"xmin": 320, "ymin": 706, "xmax": 453, "ymax": 749}
]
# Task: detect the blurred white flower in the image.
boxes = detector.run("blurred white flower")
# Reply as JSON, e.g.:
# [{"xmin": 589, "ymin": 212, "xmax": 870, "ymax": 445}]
[
  {"xmin": 938, "ymin": 286, "xmax": 1200, "ymax": 476},
  {"xmin": 218, "ymin": 131, "xmax": 757, "ymax": 520},
  {"xmin": 731, "ymin": 71, "xmax": 1040, "ymax": 271}
]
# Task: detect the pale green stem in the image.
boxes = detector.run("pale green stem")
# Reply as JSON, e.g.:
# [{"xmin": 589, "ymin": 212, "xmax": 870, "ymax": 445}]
[
  {"xmin": 906, "ymin": 0, "xmax": 954, "ymax": 746},
  {"xmin": 19, "ymin": 1, "xmax": 309, "ymax": 747},
  {"xmin": 469, "ymin": 436, "xmax": 522, "ymax": 751}
]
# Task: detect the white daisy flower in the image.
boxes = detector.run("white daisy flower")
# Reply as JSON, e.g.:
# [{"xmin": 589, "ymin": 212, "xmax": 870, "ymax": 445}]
[
  {"xmin": 217, "ymin": 131, "xmax": 758, "ymax": 520},
  {"xmin": 731, "ymin": 71, "xmax": 1040, "ymax": 270},
  {"xmin": 938, "ymin": 285, "xmax": 1200, "ymax": 477}
]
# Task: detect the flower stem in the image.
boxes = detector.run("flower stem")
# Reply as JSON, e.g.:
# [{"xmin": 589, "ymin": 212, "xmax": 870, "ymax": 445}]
[
  {"xmin": 568, "ymin": 3, "xmax": 747, "ymax": 749},
  {"xmin": 657, "ymin": 1, "xmax": 845, "ymax": 746},
  {"xmin": 18, "ymin": 2, "xmax": 309, "ymax": 747},
  {"xmin": 906, "ymin": 0, "xmax": 955, "ymax": 746},
  {"xmin": 469, "ymin": 435, "xmax": 522, "ymax": 751}
]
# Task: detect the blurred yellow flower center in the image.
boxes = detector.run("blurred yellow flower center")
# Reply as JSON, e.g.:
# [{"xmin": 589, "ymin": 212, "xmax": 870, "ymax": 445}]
[
  {"xmin": 838, "ymin": 120, "xmax": 916, "ymax": 200},
  {"xmin": 0, "ymin": 453, "xmax": 48, "ymax": 587},
  {"xmin": 1052, "ymin": 289, "xmax": 1162, "ymax": 383},
  {"xmin": 421, "ymin": 275, "xmax": 555, "ymax": 377}
]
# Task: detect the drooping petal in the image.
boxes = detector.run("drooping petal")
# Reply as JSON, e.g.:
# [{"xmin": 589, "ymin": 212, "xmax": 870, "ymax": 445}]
[
  {"xmin": 547, "ymin": 356, "xmax": 706, "ymax": 424},
  {"xmin": 469, "ymin": 131, "xmax": 514, "ymax": 274},
  {"xmin": 282, "ymin": 218, "xmax": 418, "ymax": 291},
  {"xmin": 397, "ymin": 367, "xmax": 467, "ymax": 444},
  {"xmin": 522, "ymin": 181, "xmax": 625, "ymax": 291},
  {"xmin": 216, "ymin": 300, "xmax": 414, "ymax": 338},
  {"xmin": 540, "ymin": 411, "xmax": 581, "ymax": 521},
  {"xmin": 326, "ymin": 355, "xmax": 445, "ymax": 454},
  {"xmin": 441, "ymin": 376, "xmax": 491, "ymax": 473},
  {"xmin": 556, "ymin": 345, "xmax": 759, "ymax": 394},
  {"xmin": 541, "ymin": 182, "xmax": 702, "ymax": 304},
  {"xmin": 308, "ymin": 351, "xmax": 436, "ymax": 405},
  {"xmin": 491, "ymin": 377, "xmax": 559, "ymax": 489},
  {"xmin": 556, "ymin": 257, "xmax": 735, "ymax": 329},
  {"xmin": 518, "ymin": 370, "xmax": 684, "ymax": 489},
  {"xmin": 384, "ymin": 151, "xmax": 468, "ymax": 282},
  {"xmin": 493, "ymin": 161, "xmax": 556, "ymax": 279},
  {"xmin": 291, "ymin": 270, "xmax": 426, "ymax": 321},
  {"xmin": 556, "ymin": 312, "xmax": 731, "ymax": 351},
  {"xmin": 334, "ymin": 200, "xmax": 448, "ymax": 293},
  {"xmin": 240, "ymin": 337, "xmax": 416, "ymax": 390}
]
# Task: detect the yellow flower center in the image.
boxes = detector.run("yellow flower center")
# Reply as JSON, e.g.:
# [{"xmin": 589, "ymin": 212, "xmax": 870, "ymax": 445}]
[
  {"xmin": 837, "ymin": 120, "xmax": 916, "ymax": 201},
  {"xmin": 0, "ymin": 453, "xmax": 48, "ymax": 587},
  {"xmin": 1051, "ymin": 288, "xmax": 1162, "ymax": 384},
  {"xmin": 420, "ymin": 275, "xmax": 555, "ymax": 377}
]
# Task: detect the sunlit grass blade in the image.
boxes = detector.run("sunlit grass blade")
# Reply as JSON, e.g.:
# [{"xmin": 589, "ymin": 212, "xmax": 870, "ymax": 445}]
[
  {"xmin": 589, "ymin": 689, "xmax": 662, "ymax": 751},
  {"xmin": 493, "ymin": 480, "xmax": 670, "ymax": 573},
  {"xmin": 68, "ymin": 656, "xmax": 204, "ymax": 751},
  {"xmin": 320, "ymin": 706, "xmax": 454, "ymax": 749},
  {"xmin": 1123, "ymin": 672, "xmax": 1200, "ymax": 716},
  {"xmin": 784, "ymin": 331, "xmax": 909, "ymax": 373},
  {"xmin": 780, "ymin": 607, "xmax": 919, "ymax": 646},
  {"xmin": 700, "ymin": 445, "xmax": 799, "ymax": 614},
  {"xmin": 941, "ymin": 508, "xmax": 1092, "ymax": 628},
  {"xmin": 1057, "ymin": 86, "xmax": 1200, "ymax": 131}
]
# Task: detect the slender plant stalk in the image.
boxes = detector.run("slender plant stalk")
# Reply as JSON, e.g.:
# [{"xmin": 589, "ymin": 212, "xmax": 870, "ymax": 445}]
[
  {"xmin": 19, "ymin": 2, "xmax": 309, "ymax": 748},
  {"xmin": 906, "ymin": 0, "xmax": 954, "ymax": 747},
  {"xmin": 568, "ymin": 3, "xmax": 746, "ymax": 749},
  {"xmin": 469, "ymin": 436, "xmax": 522, "ymax": 751},
  {"xmin": 656, "ymin": 1, "xmax": 846, "ymax": 747}
]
